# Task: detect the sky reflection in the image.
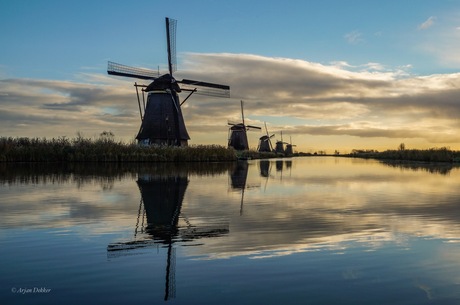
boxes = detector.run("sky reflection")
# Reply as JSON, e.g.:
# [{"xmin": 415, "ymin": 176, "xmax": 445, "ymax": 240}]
[
  {"xmin": 1, "ymin": 158, "xmax": 459, "ymax": 259},
  {"xmin": 2, "ymin": 158, "xmax": 460, "ymax": 304}
]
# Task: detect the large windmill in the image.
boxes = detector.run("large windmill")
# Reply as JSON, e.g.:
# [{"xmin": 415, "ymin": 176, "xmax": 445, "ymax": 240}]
[
  {"xmin": 107, "ymin": 17, "xmax": 230, "ymax": 146},
  {"xmin": 257, "ymin": 122, "xmax": 274, "ymax": 152},
  {"xmin": 228, "ymin": 100, "xmax": 261, "ymax": 150}
]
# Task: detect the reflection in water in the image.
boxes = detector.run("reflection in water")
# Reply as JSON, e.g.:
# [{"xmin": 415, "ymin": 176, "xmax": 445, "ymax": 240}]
[
  {"xmin": 107, "ymin": 166, "xmax": 229, "ymax": 301},
  {"xmin": 229, "ymin": 161, "xmax": 262, "ymax": 215},
  {"xmin": 2, "ymin": 158, "xmax": 460, "ymax": 304},
  {"xmin": 229, "ymin": 161, "xmax": 249, "ymax": 215},
  {"xmin": 0, "ymin": 162, "xmax": 233, "ymax": 185},
  {"xmin": 259, "ymin": 160, "xmax": 270, "ymax": 178},
  {"xmin": 379, "ymin": 160, "xmax": 457, "ymax": 175}
]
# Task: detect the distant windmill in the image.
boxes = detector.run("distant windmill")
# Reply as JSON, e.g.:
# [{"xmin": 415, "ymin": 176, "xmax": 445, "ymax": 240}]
[
  {"xmin": 257, "ymin": 122, "xmax": 274, "ymax": 152},
  {"xmin": 107, "ymin": 17, "xmax": 230, "ymax": 146},
  {"xmin": 275, "ymin": 131, "xmax": 288, "ymax": 154},
  {"xmin": 228, "ymin": 100, "xmax": 261, "ymax": 150},
  {"xmin": 285, "ymin": 136, "xmax": 297, "ymax": 156}
]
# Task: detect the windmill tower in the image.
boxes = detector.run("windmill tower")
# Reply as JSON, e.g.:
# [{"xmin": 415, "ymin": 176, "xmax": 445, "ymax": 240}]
[
  {"xmin": 285, "ymin": 136, "xmax": 297, "ymax": 156},
  {"xmin": 275, "ymin": 131, "xmax": 288, "ymax": 154},
  {"xmin": 257, "ymin": 122, "xmax": 274, "ymax": 152},
  {"xmin": 107, "ymin": 17, "xmax": 230, "ymax": 146},
  {"xmin": 228, "ymin": 100, "xmax": 261, "ymax": 150}
]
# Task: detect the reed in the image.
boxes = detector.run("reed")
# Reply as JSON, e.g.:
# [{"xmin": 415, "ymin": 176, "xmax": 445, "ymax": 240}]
[
  {"xmin": 349, "ymin": 147, "xmax": 460, "ymax": 163},
  {"xmin": 0, "ymin": 136, "xmax": 237, "ymax": 162}
]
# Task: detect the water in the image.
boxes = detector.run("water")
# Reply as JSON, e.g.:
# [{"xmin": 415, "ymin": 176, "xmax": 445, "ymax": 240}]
[{"xmin": 1, "ymin": 157, "xmax": 460, "ymax": 305}]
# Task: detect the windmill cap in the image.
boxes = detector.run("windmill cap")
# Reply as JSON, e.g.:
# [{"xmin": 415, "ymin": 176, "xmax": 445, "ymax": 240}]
[{"xmin": 145, "ymin": 74, "xmax": 181, "ymax": 92}]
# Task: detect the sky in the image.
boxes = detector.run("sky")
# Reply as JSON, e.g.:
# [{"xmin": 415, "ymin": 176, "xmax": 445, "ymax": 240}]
[{"xmin": 1, "ymin": 0, "xmax": 460, "ymax": 153}]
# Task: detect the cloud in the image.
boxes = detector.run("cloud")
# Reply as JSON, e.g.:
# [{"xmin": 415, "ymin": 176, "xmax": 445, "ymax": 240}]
[
  {"xmin": 418, "ymin": 16, "xmax": 436, "ymax": 30},
  {"xmin": 0, "ymin": 76, "xmax": 139, "ymax": 139},
  {"xmin": 1, "ymin": 53, "xmax": 460, "ymax": 149},
  {"xmin": 344, "ymin": 30, "xmax": 364, "ymax": 44}
]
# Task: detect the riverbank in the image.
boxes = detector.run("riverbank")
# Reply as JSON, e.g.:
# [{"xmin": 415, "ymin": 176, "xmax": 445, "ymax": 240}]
[
  {"xmin": 346, "ymin": 147, "xmax": 460, "ymax": 163},
  {"xmin": 0, "ymin": 137, "xmax": 237, "ymax": 162},
  {"xmin": 3, "ymin": 137, "xmax": 458, "ymax": 163},
  {"xmin": 1, "ymin": 136, "xmax": 314, "ymax": 162}
]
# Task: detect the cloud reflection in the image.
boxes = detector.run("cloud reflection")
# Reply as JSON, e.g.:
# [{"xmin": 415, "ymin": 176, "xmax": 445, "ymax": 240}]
[{"xmin": 1, "ymin": 158, "xmax": 460, "ymax": 261}]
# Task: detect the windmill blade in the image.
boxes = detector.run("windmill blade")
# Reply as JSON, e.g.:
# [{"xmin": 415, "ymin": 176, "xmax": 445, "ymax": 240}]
[
  {"xmin": 107, "ymin": 61, "xmax": 158, "ymax": 80},
  {"xmin": 247, "ymin": 125, "xmax": 261, "ymax": 130},
  {"xmin": 264, "ymin": 122, "xmax": 270, "ymax": 137},
  {"xmin": 179, "ymin": 79, "xmax": 230, "ymax": 90},
  {"xmin": 166, "ymin": 17, "xmax": 177, "ymax": 76},
  {"xmin": 179, "ymin": 79, "xmax": 230, "ymax": 98},
  {"xmin": 269, "ymin": 134, "xmax": 275, "ymax": 138},
  {"xmin": 180, "ymin": 83, "xmax": 230, "ymax": 98}
]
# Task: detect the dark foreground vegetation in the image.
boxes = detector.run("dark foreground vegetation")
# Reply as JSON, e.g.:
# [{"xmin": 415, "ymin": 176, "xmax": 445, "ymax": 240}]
[
  {"xmin": 348, "ymin": 147, "xmax": 460, "ymax": 163},
  {"xmin": 0, "ymin": 136, "xmax": 237, "ymax": 162},
  {"xmin": 2, "ymin": 136, "xmax": 458, "ymax": 163}
]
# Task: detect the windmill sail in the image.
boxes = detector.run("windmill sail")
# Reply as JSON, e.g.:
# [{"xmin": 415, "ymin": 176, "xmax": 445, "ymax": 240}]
[
  {"xmin": 166, "ymin": 17, "xmax": 177, "ymax": 75},
  {"xmin": 107, "ymin": 61, "xmax": 158, "ymax": 80}
]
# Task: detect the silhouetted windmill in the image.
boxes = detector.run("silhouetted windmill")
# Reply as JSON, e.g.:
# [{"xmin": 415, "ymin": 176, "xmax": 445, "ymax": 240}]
[
  {"xmin": 257, "ymin": 122, "xmax": 274, "ymax": 152},
  {"xmin": 228, "ymin": 100, "xmax": 261, "ymax": 150},
  {"xmin": 285, "ymin": 136, "xmax": 296, "ymax": 156},
  {"xmin": 275, "ymin": 131, "xmax": 288, "ymax": 154},
  {"xmin": 108, "ymin": 17, "xmax": 230, "ymax": 146}
]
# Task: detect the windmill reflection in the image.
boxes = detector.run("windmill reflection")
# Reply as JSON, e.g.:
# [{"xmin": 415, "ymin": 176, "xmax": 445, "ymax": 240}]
[
  {"xmin": 108, "ymin": 166, "xmax": 229, "ymax": 301},
  {"xmin": 259, "ymin": 160, "xmax": 270, "ymax": 178},
  {"xmin": 136, "ymin": 174, "xmax": 188, "ymax": 241},
  {"xmin": 260, "ymin": 159, "xmax": 292, "ymax": 182},
  {"xmin": 229, "ymin": 161, "xmax": 262, "ymax": 215}
]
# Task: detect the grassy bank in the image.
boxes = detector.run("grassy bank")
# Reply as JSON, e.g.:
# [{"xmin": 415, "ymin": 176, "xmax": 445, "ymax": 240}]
[
  {"xmin": 348, "ymin": 147, "xmax": 460, "ymax": 163},
  {"xmin": 0, "ymin": 137, "xmax": 237, "ymax": 162}
]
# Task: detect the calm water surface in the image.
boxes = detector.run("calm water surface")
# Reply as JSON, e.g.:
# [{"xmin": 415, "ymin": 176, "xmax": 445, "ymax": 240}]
[{"xmin": 1, "ymin": 157, "xmax": 460, "ymax": 305}]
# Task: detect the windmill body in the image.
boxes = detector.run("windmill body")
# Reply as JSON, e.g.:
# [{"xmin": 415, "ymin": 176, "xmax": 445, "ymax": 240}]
[
  {"xmin": 228, "ymin": 123, "xmax": 249, "ymax": 150},
  {"xmin": 285, "ymin": 144, "xmax": 294, "ymax": 156},
  {"xmin": 257, "ymin": 122, "xmax": 274, "ymax": 152},
  {"xmin": 136, "ymin": 81, "xmax": 190, "ymax": 146},
  {"xmin": 274, "ymin": 131, "xmax": 289, "ymax": 154},
  {"xmin": 107, "ymin": 18, "xmax": 229, "ymax": 146},
  {"xmin": 284, "ymin": 136, "xmax": 296, "ymax": 156},
  {"xmin": 228, "ymin": 101, "xmax": 261, "ymax": 151},
  {"xmin": 257, "ymin": 135, "xmax": 272, "ymax": 152},
  {"xmin": 275, "ymin": 141, "xmax": 285, "ymax": 154}
]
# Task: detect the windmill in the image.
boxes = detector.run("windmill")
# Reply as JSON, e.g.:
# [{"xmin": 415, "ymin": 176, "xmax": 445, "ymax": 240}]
[
  {"xmin": 285, "ymin": 136, "xmax": 297, "ymax": 156},
  {"xmin": 257, "ymin": 122, "xmax": 275, "ymax": 152},
  {"xmin": 275, "ymin": 131, "xmax": 289, "ymax": 154},
  {"xmin": 228, "ymin": 100, "xmax": 261, "ymax": 150},
  {"xmin": 107, "ymin": 17, "xmax": 230, "ymax": 146}
]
